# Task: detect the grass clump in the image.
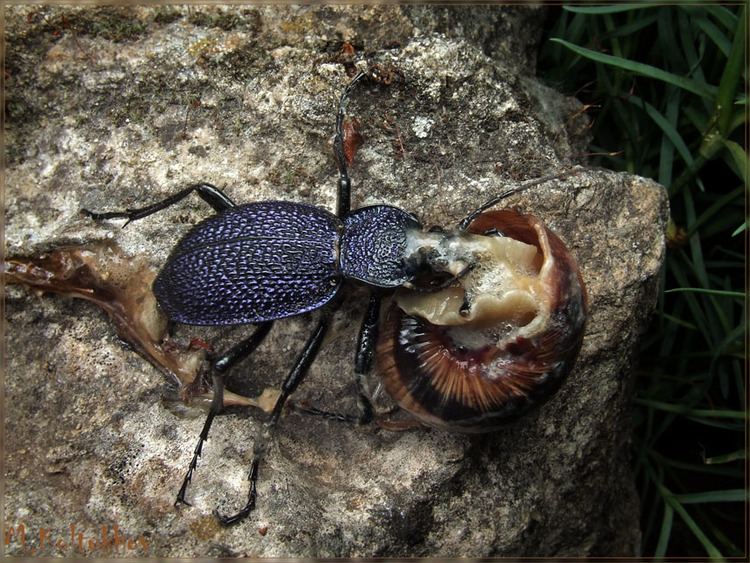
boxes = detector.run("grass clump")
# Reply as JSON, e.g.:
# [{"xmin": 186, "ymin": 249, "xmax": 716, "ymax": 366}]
[{"xmin": 540, "ymin": 4, "xmax": 746, "ymax": 559}]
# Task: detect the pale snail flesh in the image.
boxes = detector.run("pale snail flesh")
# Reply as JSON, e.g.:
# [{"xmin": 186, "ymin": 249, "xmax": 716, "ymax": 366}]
[{"xmin": 376, "ymin": 209, "xmax": 588, "ymax": 432}]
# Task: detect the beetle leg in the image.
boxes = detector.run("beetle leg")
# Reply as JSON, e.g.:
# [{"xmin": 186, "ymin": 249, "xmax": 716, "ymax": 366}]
[
  {"xmin": 287, "ymin": 402, "xmax": 358, "ymax": 423},
  {"xmin": 215, "ymin": 312, "xmax": 334, "ymax": 526},
  {"xmin": 213, "ymin": 322, "xmax": 274, "ymax": 374},
  {"xmin": 286, "ymin": 291, "xmax": 380, "ymax": 424},
  {"xmin": 334, "ymin": 71, "xmax": 366, "ymax": 217},
  {"xmin": 175, "ymin": 371, "xmax": 224, "ymax": 507},
  {"xmin": 174, "ymin": 322, "xmax": 273, "ymax": 507},
  {"xmin": 353, "ymin": 292, "xmax": 381, "ymax": 424},
  {"xmin": 267, "ymin": 313, "xmax": 332, "ymax": 426},
  {"xmin": 81, "ymin": 182, "xmax": 236, "ymax": 226}
]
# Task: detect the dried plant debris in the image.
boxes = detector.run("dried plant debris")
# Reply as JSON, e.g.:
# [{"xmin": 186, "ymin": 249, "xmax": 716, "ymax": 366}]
[{"xmin": 4, "ymin": 242, "xmax": 279, "ymax": 411}]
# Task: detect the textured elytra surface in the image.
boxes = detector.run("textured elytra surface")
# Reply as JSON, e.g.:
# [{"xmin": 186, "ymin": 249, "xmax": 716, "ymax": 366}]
[
  {"xmin": 5, "ymin": 5, "xmax": 666, "ymax": 558},
  {"xmin": 155, "ymin": 201, "xmax": 341, "ymax": 325}
]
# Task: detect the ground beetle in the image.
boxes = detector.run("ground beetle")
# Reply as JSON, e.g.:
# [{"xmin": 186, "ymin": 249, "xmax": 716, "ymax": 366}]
[{"xmin": 83, "ymin": 69, "xmax": 584, "ymax": 525}]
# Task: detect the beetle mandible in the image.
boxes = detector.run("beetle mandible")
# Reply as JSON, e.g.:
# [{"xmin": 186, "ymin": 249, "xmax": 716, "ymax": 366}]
[{"xmin": 83, "ymin": 69, "xmax": 587, "ymax": 525}]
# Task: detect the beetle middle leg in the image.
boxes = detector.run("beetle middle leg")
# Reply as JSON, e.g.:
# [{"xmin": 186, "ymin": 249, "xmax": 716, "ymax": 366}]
[
  {"xmin": 81, "ymin": 182, "xmax": 236, "ymax": 225},
  {"xmin": 287, "ymin": 291, "xmax": 380, "ymax": 425},
  {"xmin": 214, "ymin": 309, "xmax": 336, "ymax": 526},
  {"xmin": 351, "ymin": 291, "xmax": 380, "ymax": 424},
  {"xmin": 175, "ymin": 321, "xmax": 273, "ymax": 507}
]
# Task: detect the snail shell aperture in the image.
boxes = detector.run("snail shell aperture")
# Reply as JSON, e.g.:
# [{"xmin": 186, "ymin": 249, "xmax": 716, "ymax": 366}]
[{"xmin": 376, "ymin": 209, "xmax": 588, "ymax": 432}]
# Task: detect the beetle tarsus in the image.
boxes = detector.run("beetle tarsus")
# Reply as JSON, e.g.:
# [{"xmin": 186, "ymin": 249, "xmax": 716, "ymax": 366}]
[
  {"xmin": 214, "ymin": 459, "xmax": 260, "ymax": 527},
  {"xmin": 174, "ymin": 484, "xmax": 193, "ymax": 507},
  {"xmin": 175, "ymin": 373, "xmax": 224, "ymax": 504},
  {"xmin": 289, "ymin": 401, "xmax": 360, "ymax": 424}
]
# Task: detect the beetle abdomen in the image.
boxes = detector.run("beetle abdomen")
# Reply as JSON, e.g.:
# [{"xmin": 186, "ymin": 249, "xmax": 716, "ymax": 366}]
[
  {"xmin": 154, "ymin": 201, "xmax": 342, "ymax": 325},
  {"xmin": 376, "ymin": 210, "xmax": 587, "ymax": 432}
]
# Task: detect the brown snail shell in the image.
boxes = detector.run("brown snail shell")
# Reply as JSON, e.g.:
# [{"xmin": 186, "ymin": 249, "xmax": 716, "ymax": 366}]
[{"xmin": 375, "ymin": 209, "xmax": 588, "ymax": 432}]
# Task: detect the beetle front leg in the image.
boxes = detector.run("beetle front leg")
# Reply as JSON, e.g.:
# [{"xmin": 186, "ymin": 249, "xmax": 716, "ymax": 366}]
[
  {"xmin": 175, "ymin": 322, "xmax": 273, "ymax": 507},
  {"xmin": 81, "ymin": 182, "xmax": 236, "ymax": 226},
  {"xmin": 215, "ymin": 312, "xmax": 334, "ymax": 526}
]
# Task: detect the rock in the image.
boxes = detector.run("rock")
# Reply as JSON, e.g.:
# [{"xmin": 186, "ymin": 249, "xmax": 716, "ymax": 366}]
[{"xmin": 4, "ymin": 5, "xmax": 666, "ymax": 557}]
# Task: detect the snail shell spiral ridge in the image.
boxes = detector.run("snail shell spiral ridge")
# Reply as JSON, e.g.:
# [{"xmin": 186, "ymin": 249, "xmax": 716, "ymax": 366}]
[{"xmin": 376, "ymin": 209, "xmax": 588, "ymax": 433}]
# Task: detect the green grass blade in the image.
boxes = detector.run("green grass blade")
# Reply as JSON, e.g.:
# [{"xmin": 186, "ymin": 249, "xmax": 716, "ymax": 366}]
[
  {"xmin": 710, "ymin": 321, "xmax": 746, "ymax": 371},
  {"xmin": 693, "ymin": 14, "xmax": 732, "ymax": 57},
  {"xmin": 703, "ymin": 5, "xmax": 738, "ymax": 31},
  {"xmin": 684, "ymin": 416, "xmax": 745, "ymax": 431},
  {"xmin": 684, "ymin": 190, "xmax": 710, "ymax": 288},
  {"xmin": 663, "ymin": 313, "xmax": 697, "ymax": 330},
  {"xmin": 675, "ymin": 8, "xmax": 703, "ymax": 90},
  {"xmin": 728, "ymin": 108, "xmax": 746, "ymax": 134},
  {"xmin": 601, "ymin": 12, "xmax": 659, "ymax": 39},
  {"xmin": 715, "ymin": 5, "xmax": 745, "ymax": 135},
  {"xmin": 721, "ymin": 140, "xmax": 749, "ymax": 184},
  {"xmin": 704, "ymin": 449, "xmax": 746, "ymax": 464},
  {"xmin": 549, "ymin": 38, "xmax": 717, "ymax": 99},
  {"xmin": 662, "ymin": 491, "xmax": 724, "ymax": 560},
  {"xmin": 564, "ymin": 4, "xmax": 653, "ymax": 15},
  {"xmin": 654, "ymin": 503, "xmax": 674, "ymax": 558},
  {"xmin": 624, "ymin": 94, "xmax": 694, "ymax": 168},
  {"xmin": 673, "ymin": 489, "xmax": 747, "ymax": 504},
  {"xmin": 731, "ymin": 222, "xmax": 745, "ymax": 236},
  {"xmin": 664, "ymin": 288, "xmax": 745, "ymax": 299},
  {"xmin": 669, "ymin": 257, "xmax": 713, "ymax": 348},
  {"xmin": 685, "ymin": 186, "xmax": 744, "ymax": 238},
  {"xmin": 651, "ymin": 451, "xmax": 744, "ymax": 478},
  {"xmin": 634, "ymin": 398, "xmax": 747, "ymax": 419},
  {"xmin": 658, "ymin": 89, "xmax": 680, "ymax": 186}
]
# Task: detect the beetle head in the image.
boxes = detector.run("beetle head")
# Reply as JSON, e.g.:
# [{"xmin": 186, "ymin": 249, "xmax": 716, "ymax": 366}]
[{"xmin": 402, "ymin": 230, "xmax": 477, "ymax": 291}]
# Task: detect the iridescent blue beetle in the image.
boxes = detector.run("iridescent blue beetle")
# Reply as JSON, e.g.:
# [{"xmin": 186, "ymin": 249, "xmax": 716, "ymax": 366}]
[{"xmin": 83, "ymin": 70, "xmax": 587, "ymax": 525}]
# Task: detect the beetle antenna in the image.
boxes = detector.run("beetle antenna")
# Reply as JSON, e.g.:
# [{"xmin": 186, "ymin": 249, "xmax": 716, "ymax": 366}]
[
  {"xmin": 334, "ymin": 70, "xmax": 367, "ymax": 217},
  {"xmin": 457, "ymin": 168, "xmax": 580, "ymax": 231}
]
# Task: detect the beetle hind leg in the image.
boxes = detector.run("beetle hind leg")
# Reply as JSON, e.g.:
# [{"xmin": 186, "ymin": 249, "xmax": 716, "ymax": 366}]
[
  {"xmin": 174, "ymin": 322, "xmax": 273, "ymax": 508},
  {"xmin": 175, "ymin": 372, "xmax": 224, "ymax": 507},
  {"xmin": 214, "ymin": 312, "xmax": 334, "ymax": 526}
]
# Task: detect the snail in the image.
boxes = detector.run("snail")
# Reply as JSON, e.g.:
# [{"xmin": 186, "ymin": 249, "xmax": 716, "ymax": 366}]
[{"xmin": 376, "ymin": 208, "xmax": 588, "ymax": 432}]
